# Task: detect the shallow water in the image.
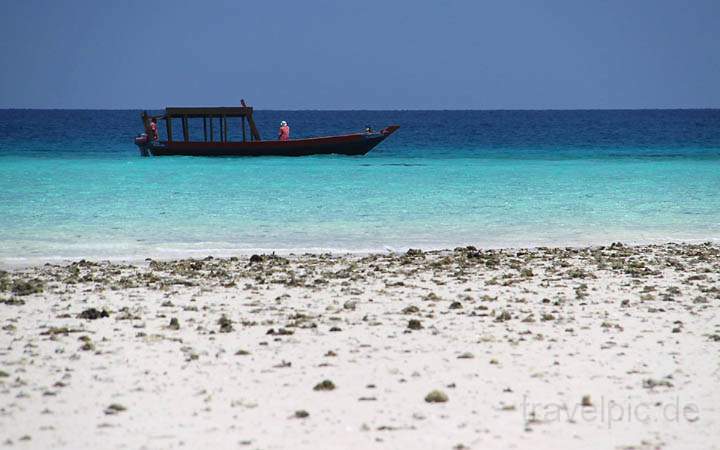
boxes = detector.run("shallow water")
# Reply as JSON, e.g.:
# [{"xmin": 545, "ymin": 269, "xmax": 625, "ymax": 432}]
[{"xmin": 1, "ymin": 109, "xmax": 719, "ymax": 264}]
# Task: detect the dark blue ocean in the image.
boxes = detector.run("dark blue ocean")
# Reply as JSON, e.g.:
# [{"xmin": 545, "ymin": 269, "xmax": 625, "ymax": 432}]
[{"xmin": 1, "ymin": 109, "xmax": 719, "ymax": 265}]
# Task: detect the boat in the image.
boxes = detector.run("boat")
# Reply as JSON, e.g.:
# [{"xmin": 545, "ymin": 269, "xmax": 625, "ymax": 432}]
[{"xmin": 134, "ymin": 100, "xmax": 399, "ymax": 157}]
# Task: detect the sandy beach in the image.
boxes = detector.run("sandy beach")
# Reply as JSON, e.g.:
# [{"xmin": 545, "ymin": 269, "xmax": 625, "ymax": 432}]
[{"xmin": 1, "ymin": 242, "xmax": 719, "ymax": 449}]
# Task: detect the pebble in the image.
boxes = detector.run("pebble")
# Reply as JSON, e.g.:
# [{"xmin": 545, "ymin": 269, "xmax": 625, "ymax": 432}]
[
  {"xmin": 313, "ymin": 380, "xmax": 336, "ymax": 391},
  {"xmin": 407, "ymin": 319, "xmax": 423, "ymax": 330},
  {"xmin": 425, "ymin": 390, "xmax": 448, "ymax": 403}
]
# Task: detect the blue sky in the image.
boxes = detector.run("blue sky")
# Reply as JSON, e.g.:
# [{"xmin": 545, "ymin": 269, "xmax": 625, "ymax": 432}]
[{"xmin": 1, "ymin": 0, "xmax": 718, "ymax": 109}]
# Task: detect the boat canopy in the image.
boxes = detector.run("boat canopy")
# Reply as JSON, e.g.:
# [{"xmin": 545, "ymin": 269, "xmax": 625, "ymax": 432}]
[{"xmin": 141, "ymin": 99, "xmax": 262, "ymax": 143}]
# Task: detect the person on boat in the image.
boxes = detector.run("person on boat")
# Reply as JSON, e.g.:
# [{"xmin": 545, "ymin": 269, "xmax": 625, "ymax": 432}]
[
  {"xmin": 278, "ymin": 121, "xmax": 290, "ymax": 141},
  {"xmin": 365, "ymin": 125, "xmax": 373, "ymax": 133},
  {"xmin": 149, "ymin": 118, "xmax": 159, "ymax": 141}
]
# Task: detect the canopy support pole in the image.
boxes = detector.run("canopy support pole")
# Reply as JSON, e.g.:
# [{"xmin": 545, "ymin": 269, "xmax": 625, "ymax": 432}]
[
  {"xmin": 241, "ymin": 99, "xmax": 261, "ymax": 141},
  {"xmin": 166, "ymin": 116, "xmax": 173, "ymax": 142},
  {"xmin": 181, "ymin": 116, "xmax": 189, "ymax": 142}
]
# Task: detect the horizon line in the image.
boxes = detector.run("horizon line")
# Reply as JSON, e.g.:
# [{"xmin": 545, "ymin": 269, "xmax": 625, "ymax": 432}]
[{"xmin": 2, "ymin": 107, "xmax": 720, "ymax": 112}]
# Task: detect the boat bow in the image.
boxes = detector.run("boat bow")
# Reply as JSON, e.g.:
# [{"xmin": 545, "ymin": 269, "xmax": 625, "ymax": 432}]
[{"xmin": 380, "ymin": 125, "xmax": 400, "ymax": 136}]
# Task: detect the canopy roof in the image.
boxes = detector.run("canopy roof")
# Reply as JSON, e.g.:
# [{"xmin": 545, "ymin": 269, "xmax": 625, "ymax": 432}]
[{"xmin": 164, "ymin": 106, "xmax": 253, "ymax": 118}]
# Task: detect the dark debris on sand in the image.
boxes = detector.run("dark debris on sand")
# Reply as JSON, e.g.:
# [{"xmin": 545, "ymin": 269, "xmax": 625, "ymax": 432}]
[
  {"xmin": 77, "ymin": 308, "xmax": 110, "ymax": 320},
  {"xmin": 313, "ymin": 380, "xmax": 336, "ymax": 391}
]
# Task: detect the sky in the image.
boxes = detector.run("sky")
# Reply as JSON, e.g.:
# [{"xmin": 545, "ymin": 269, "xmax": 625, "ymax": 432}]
[{"xmin": 1, "ymin": 0, "xmax": 719, "ymax": 109}]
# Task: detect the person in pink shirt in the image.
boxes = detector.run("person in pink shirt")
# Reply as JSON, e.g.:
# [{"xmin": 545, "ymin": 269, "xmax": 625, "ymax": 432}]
[
  {"xmin": 149, "ymin": 118, "xmax": 159, "ymax": 141},
  {"xmin": 278, "ymin": 121, "xmax": 290, "ymax": 141}
]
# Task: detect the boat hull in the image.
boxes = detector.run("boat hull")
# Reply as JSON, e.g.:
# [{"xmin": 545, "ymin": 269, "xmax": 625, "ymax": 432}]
[{"xmin": 136, "ymin": 126, "xmax": 399, "ymax": 157}]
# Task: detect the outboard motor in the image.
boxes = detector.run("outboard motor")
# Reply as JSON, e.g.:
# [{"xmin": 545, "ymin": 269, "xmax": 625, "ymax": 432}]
[{"xmin": 135, "ymin": 133, "xmax": 150, "ymax": 156}]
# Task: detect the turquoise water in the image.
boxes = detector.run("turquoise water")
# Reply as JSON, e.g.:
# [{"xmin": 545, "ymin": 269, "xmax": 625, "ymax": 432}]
[{"xmin": 1, "ymin": 110, "xmax": 719, "ymax": 264}]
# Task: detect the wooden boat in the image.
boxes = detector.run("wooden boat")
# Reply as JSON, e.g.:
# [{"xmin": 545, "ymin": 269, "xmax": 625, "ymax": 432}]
[{"xmin": 135, "ymin": 100, "xmax": 399, "ymax": 157}]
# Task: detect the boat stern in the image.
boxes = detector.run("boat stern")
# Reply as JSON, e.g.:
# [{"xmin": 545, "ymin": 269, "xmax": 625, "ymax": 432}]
[{"xmin": 134, "ymin": 134, "xmax": 152, "ymax": 156}]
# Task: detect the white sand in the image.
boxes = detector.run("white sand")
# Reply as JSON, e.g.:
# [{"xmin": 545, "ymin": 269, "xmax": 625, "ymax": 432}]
[{"xmin": 1, "ymin": 243, "xmax": 719, "ymax": 449}]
